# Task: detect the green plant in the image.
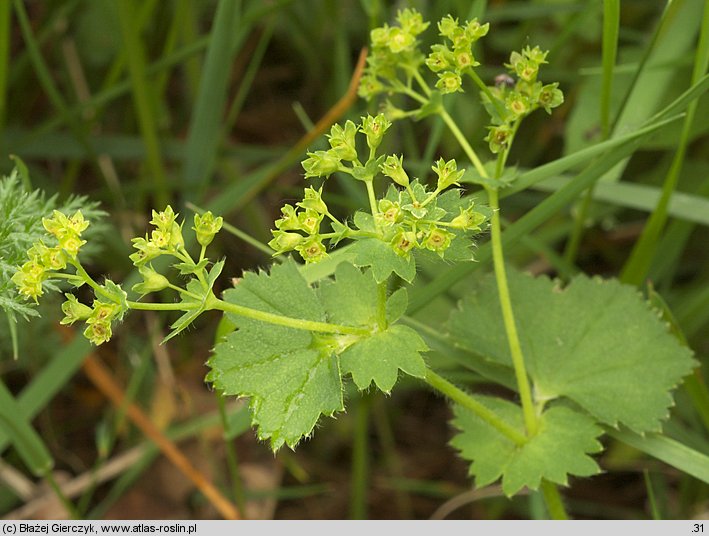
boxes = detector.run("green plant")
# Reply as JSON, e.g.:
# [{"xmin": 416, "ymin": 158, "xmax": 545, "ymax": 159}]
[
  {"xmin": 6, "ymin": 7, "xmax": 706, "ymax": 520},
  {"xmin": 0, "ymin": 158, "xmax": 104, "ymax": 359}
]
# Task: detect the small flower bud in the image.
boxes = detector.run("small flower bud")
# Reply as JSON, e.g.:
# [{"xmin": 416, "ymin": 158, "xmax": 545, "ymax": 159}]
[
  {"xmin": 538, "ymin": 83, "xmax": 564, "ymax": 113},
  {"xmin": 387, "ymin": 27, "xmax": 415, "ymax": 53},
  {"xmin": 268, "ymin": 231, "xmax": 305, "ymax": 253},
  {"xmin": 438, "ymin": 15, "xmax": 460, "ymax": 39},
  {"xmin": 130, "ymin": 236, "xmax": 163, "ymax": 265},
  {"xmin": 424, "ymin": 228, "xmax": 453, "ymax": 254},
  {"xmin": 11, "ymin": 261, "xmax": 46, "ymax": 302},
  {"xmin": 436, "ymin": 71, "xmax": 463, "ymax": 94},
  {"xmin": 43, "ymin": 246, "xmax": 67, "ymax": 271},
  {"xmin": 274, "ymin": 205, "xmax": 301, "ymax": 231},
  {"xmin": 425, "ymin": 45, "xmax": 451, "ymax": 72},
  {"xmin": 151, "ymin": 229, "xmax": 170, "ymax": 249},
  {"xmin": 464, "ymin": 19, "xmax": 490, "ymax": 40},
  {"xmin": 380, "ymin": 155, "xmax": 410, "ymax": 187},
  {"xmin": 151, "ymin": 206, "xmax": 177, "ymax": 231},
  {"xmin": 449, "ymin": 207, "xmax": 486, "ymax": 230},
  {"xmin": 358, "ymin": 75, "xmax": 385, "ymax": 100},
  {"xmin": 60, "ymin": 294, "xmax": 93, "ymax": 325},
  {"xmin": 28, "ymin": 242, "xmax": 67, "ymax": 271},
  {"xmin": 296, "ymin": 238, "xmax": 328, "ymax": 263},
  {"xmin": 506, "ymin": 92, "xmax": 530, "ymax": 117},
  {"xmin": 432, "ymin": 158, "xmax": 465, "ymax": 190},
  {"xmin": 370, "ymin": 26, "xmax": 389, "ymax": 48},
  {"xmin": 523, "ymin": 45, "xmax": 548, "ymax": 65},
  {"xmin": 84, "ymin": 321, "xmax": 112, "ymax": 346},
  {"xmin": 391, "ymin": 231, "xmax": 418, "ymax": 257},
  {"xmin": 42, "ymin": 210, "xmax": 71, "ymax": 239},
  {"xmin": 454, "ymin": 50, "xmax": 477, "ymax": 71},
  {"xmin": 193, "ymin": 211, "xmax": 223, "ymax": 248},
  {"xmin": 88, "ymin": 300, "xmax": 121, "ymax": 325},
  {"xmin": 397, "ymin": 8, "xmax": 429, "ymax": 36},
  {"xmin": 298, "ymin": 187, "xmax": 328, "ymax": 215},
  {"xmin": 132, "ymin": 265, "xmax": 171, "ymax": 295},
  {"xmin": 485, "ymin": 125, "xmax": 513, "ymax": 154},
  {"xmin": 328, "ymin": 121, "xmax": 359, "ymax": 161},
  {"xmin": 58, "ymin": 233, "xmax": 86, "ymax": 258},
  {"xmin": 168, "ymin": 221, "xmax": 185, "ymax": 249},
  {"xmin": 67, "ymin": 211, "xmax": 90, "ymax": 235},
  {"xmin": 298, "ymin": 210, "xmax": 323, "ymax": 235},
  {"xmin": 360, "ymin": 114, "xmax": 392, "ymax": 151},
  {"xmin": 302, "ymin": 150, "xmax": 342, "ymax": 178},
  {"xmin": 377, "ymin": 199, "xmax": 402, "ymax": 225}
]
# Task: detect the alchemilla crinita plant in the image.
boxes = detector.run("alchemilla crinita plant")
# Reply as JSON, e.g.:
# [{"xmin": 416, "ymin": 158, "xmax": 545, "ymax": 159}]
[{"xmin": 5, "ymin": 8, "xmax": 701, "ymax": 520}]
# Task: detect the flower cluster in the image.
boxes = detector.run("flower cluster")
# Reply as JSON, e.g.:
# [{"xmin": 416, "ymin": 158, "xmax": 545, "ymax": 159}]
[
  {"xmin": 270, "ymin": 114, "xmax": 487, "ymax": 265},
  {"xmin": 193, "ymin": 211, "xmax": 224, "ymax": 248},
  {"xmin": 11, "ymin": 210, "xmax": 88, "ymax": 301},
  {"xmin": 425, "ymin": 15, "xmax": 490, "ymax": 94},
  {"xmin": 61, "ymin": 282, "xmax": 126, "ymax": 346},
  {"xmin": 359, "ymin": 9, "xmax": 490, "ymax": 101},
  {"xmin": 357, "ymin": 9, "xmax": 563, "ymax": 161},
  {"xmin": 376, "ymin": 158, "xmax": 485, "ymax": 258},
  {"xmin": 130, "ymin": 206, "xmax": 222, "ymax": 292},
  {"xmin": 12, "ymin": 209, "xmax": 129, "ymax": 345},
  {"xmin": 269, "ymin": 187, "xmax": 330, "ymax": 263},
  {"xmin": 301, "ymin": 114, "xmax": 392, "ymax": 181},
  {"xmin": 129, "ymin": 206, "xmax": 186, "ymax": 266},
  {"xmin": 358, "ymin": 9, "xmax": 430, "ymax": 100},
  {"xmin": 483, "ymin": 46, "xmax": 564, "ymax": 153},
  {"xmin": 13, "ymin": 205, "xmax": 225, "ymax": 346}
]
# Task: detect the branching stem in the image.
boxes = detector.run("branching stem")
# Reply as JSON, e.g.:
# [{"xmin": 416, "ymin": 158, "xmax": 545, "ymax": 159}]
[
  {"xmin": 424, "ymin": 370, "xmax": 526, "ymax": 446},
  {"xmin": 209, "ymin": 296, "xmax": 370, "ymax": 336},
  {"xmin": 438, "ymin": 111, "xmax": 537, "ymax": 436},
  {"xmin": 438, "ymin": 108, "xmax": 487, "ymax": 178},
  {"xmin": 486, "ymin": 186, "xmax": 538, "ymax": 436}
]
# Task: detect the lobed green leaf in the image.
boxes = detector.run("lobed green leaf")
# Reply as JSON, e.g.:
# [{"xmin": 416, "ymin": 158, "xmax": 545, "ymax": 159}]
[
  {"xmin": 207, "ymin": 261, "xmax": 430, "ymax": 449},
  {"xmin": 448, "ymin": 269, "xmax": 697, "ymax": 433},
  {"xmin": 451, "ymin": 397, "xmax": 603, "ymax": 496}
]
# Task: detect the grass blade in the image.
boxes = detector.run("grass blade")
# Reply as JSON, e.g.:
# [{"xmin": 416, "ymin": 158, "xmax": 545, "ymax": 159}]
[
  {"xmin": 116, "ymin": 0, "xmax": 170, "ymax": 207},
  {"xmin": 608, "ymin": 428, "xmax": 709, "ymax": 485},
  {"xmin": 0, "ymin": 379, "xmax": 53, "ymax": 477},
  {"xmin": 620, "ymin": 2, "xmax": 709, "ymax": 285},
  {"xmin": 499, "ymin": 116, "xmax": 686, "ymax": 197},
  {"xmin": 531, "ymin": 175, "xmax": 709, "ymax": 227},
  {"xmin": 0, "ymin": 336, "xmax": 91, "ymax": 455},
  {"xmin": 600, "ymin": 0, "xmax": 619, "ymax": 139},
  {"xmin": 182, "ymin": 0, "xmax": 242, "ymax": 200}
]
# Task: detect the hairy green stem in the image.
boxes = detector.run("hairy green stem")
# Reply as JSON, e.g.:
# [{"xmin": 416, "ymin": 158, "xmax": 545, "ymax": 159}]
[
  {"xmin": 438, "ymin": 109, "xmax": 487, "ymax": 178},
  {"xmin": 127, "ymin": 300, "xmax": 200, "ymax": 311},
  {"xmin": 540, "ymin": 480, "xmax": 569, "ymax": 519},
  {"xmin": 365, "ymin": 180, "xmax": 380, "ymax": 220},
  {"xmin": 487, "ymin": 186, "xmax": 538, "ymax": 436},
  {"xmin": 411, "ymin": 69, "xmax": 432, "ymax": 97},
  {"xmin": 466, "ymin": 68, "xmax": 506, "ymax": 120},
  {"xmin": 424, "ymin": 370, "xmax": 526, "ymax": 446},
  {"xmin": 166, "ymin": 283, "xmax": 202, "ymax": 301},
  {"xmin": 438, "ymin": 111, "xmax": 537, "ymax": 435},
  {"xmin": 69, "ymin": 260, "xmax": 118, "ymax": 303},
  {"xmin": 392, "ymin": 80, "xmax": 428, "ymax": 105},
  {"xmin": 209, "ymin": 296, "xmax": 370, "ymax": 336}
]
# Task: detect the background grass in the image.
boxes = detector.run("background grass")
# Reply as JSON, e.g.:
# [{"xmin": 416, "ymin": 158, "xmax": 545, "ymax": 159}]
[{"xmin": 1, "ymin": 0, "xmax": 708, "ymax": 520}]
